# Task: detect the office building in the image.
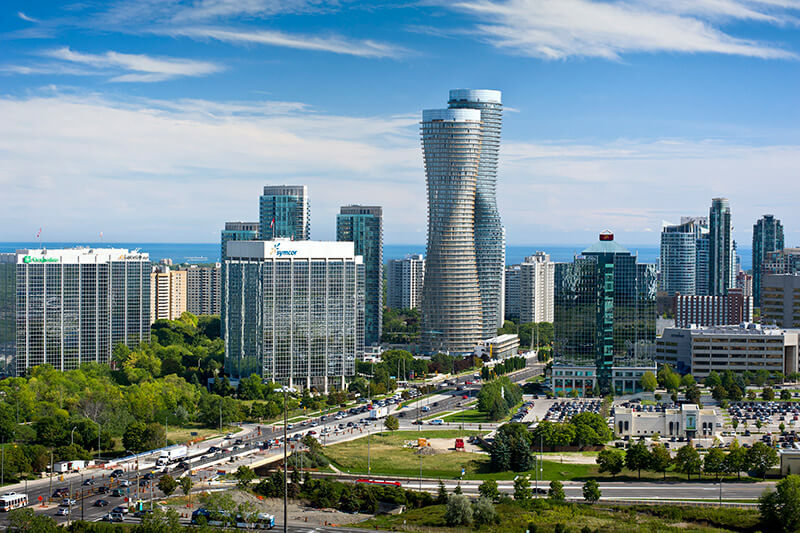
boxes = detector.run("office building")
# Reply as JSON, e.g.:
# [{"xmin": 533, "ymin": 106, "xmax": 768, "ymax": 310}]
[
  {"xmin": 519, "ymin": 252, "xmax": 554, "ymax": 324},
  {"xmin": 615, "ymin": 404, "xmax": 719, "ymax": 440},
  {"xmin": 674, "ymin": 288, "xmax": 753, "ymax": 328},
  {"xmin": 655, "ymin": 327, "xmax": 694, "ymax": 373},
  {"xmin": 764, "ymin": 248, "xmax": 800, "ymax": 276},
  {"xmin": 448, "ymin": 89, "xmax": 506, "ymax": 338},
  {"xmin": 221, "ymin": 222, "xmax": 259, "ymax": 261},
  {"xmin": 753, "ymin": 215, "xmax": 784, "ymax": 307},
  {"xmin": 554, "ymin": 231, "xmax": 657, "ymax": 395},
  {"xmin": 10, "ymin": 248, "xmax": 150, "ymax": 375},
  {"xmin": 223, "ymin": 239, "xmax": 363, "ymax": 391},
  {"xmin": 709, "ymin": 198, "xmax": 733, "ymax": 296},
  {"xmin": 150, "ymin": 266, "xmax": 187, "ymax": 323},
  {"xmin": 551, "ymin": 362, "xmax": 657, "ymax": 396},
  {"xmin": 259, "ymin": 185, "xmax": 310, "ymax": 241},
  {"xmin": 762, "ymin": 274, "xmax": 800, "ymax": 329},
  {"xmin": 387, "ymin": 254, "xmax": 425, "ymax": 311},
  {"xmin": 186, "ymin": 264, "xmax": 221, "ymax": 316},
  {"xmin": 476, "ymin": 334, "xmax": 520, "ymax": 360},
  {"xmin": 420, "ymin": 107, "xmax": 484, "ymax": 354},
  {"xmin": 504, "ymin": 265, "xmax": 521, "ymax": 320},
  {"xmin": 337, "ymin": 205, "xmax": 382, "ymax": 346},
  {"xmin": 0, "ymin": 254, "xmax": 15, "ymax": 376}
]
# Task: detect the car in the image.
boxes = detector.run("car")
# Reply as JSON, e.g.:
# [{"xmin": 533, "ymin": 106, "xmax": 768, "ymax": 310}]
[
  {"xmin": 139, "ymin": 479, "xmax": 149, "ymax": 487},
  {"xmin": 52, "ymin": 488, "xmax": 69, "ymax": 498},
  {"xmin": 61, "ymin": 498, "xmax": 76, "ymax": 506},
  {"xmin": 143, "ymin": 472, "xmax": 155, "ymax": 480},
  {"xmin": 462, "ymin": 395, "xmax": 469, "ymax": 400},
  {"xmin": 208, "ymin": 446, "xmax": 221, "ymax": 453},
  {"xmin": 110, "ymin": 469, "xmax": 125, "ymax": 478},
  {"xmin": 82, "ymin": 479, "xmax": 94, "ymax": 486},
  {"xmin": 94, "ymin": 499, "xmax": 110, "ymax": 507},
  {"xmin": 97, "ymin": 486, "xmax": 109, "ymax": 494},
  {"xmin": 113, "ymin": 505, "xmax": 129, "ymax": 515},
  {"xmin": 56, "ymin": 507, "xmax": 70, "ymax": 516},
  {"xmin": 110, "ymin": 489, "xmax": 124, "ymax": 498},
  {"xmin": 108, "ymin": 512, "xmax": 125, "ymax": 522},
  {"xmin": 119, "ymin": 480, "xmax": 131, "ymax": 487},
  {"xmin": 134, "ymin": 509, "xmax": 153, "ymax": 518}
]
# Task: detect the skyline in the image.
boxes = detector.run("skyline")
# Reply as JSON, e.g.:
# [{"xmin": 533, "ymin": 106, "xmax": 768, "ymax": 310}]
[{"xmin": 3, "ymin": 1, "xmax": 800, "ymax": 245}]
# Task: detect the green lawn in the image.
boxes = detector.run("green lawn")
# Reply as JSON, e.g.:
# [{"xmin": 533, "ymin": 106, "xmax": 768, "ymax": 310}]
[{"xmin": 441, "ymin": 408, "xmax": 489, "ymax": 423}]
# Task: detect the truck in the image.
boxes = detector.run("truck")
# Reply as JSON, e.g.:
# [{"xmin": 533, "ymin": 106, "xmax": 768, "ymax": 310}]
[
  {"xmin": 369, "ymin": 405, "xmax": 391, "ymax": 420},
  {"xmin": 156, "ymin": 446, "xmax": 188, "ymax": 466},
  {"xmin": 53, "ymin": 460, "xmax": 86, "ymax": 473}
]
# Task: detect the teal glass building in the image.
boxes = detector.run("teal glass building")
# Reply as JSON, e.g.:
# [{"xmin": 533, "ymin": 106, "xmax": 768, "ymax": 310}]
[
  {"xmin": 753, "ymin": 214, "xmax": 784, "ymax": 307},
  {"xmin": 336, "ymin": 205, "xmax": 382, "ymax": 346},
  {"xmin": 259, "ymin": 185, "xmax": 310, "ymax": 241},
  {"xmin": 554, "ymin": 232, "xmax": 657, "ymax": 394}
]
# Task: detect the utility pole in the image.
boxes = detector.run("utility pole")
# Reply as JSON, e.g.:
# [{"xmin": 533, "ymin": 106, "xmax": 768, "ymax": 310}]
[
  {"xmin": 80, "ymin": 472, "xmax": 84, "ymax": 521},
  {"xmin": 282, "ymin": 386, "xmax": 290, "ymax": 533},
  {"xmin": 48, "ymin": 450, "xmax": 53, "ymax": 503}
]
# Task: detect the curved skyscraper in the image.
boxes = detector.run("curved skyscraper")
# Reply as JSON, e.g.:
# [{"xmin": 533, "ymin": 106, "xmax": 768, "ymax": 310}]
[
  {"xmin": 420, "ymin": 108, "xmax": 484, "ymax": 354},
  {"xmin": 448, "ymin": 90, "xmax": 505, "ymax": 338}
]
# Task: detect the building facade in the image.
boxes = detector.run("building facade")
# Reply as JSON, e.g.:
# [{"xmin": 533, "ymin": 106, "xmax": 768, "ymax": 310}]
[
  {"xmin": 11, "ymin": 248, "xmax": 150, "ymax": 375},
  {"xmin": 0, "ymin": 254, "xmax": 15, "ymax": 376},
  {"xmin": 185, "ymin": 264, "xmax": 221, "ymax": 316},
  {"xmin": 660, "ymin": 218, "xmax": 708, "ymax": 295},
  {"xmin": 150, "ymin": 266, "xmax": 187, "ymax": 323},
  {"xmin": 753, "ymin": 215, "xmax": 784, "ymax": 308},
  {"xmin": 387, "ymin": 254, "xmax": 424, "ymax": 311},
  {"xmin": 674, "ymin": 288, "xmax": 753, "ymax": 328},
  {"xmin": 709, "ymin": 198, "xmax": 733, "ymax": 296},
  {"xmin": 554, "ymin": 232, "xmax": 657, "ymax": 394},
  {"xmin": 655, "ymin": 327, "xmax": 694, "ymax": 373},
  {"xmin": 447, "ymin": 89, "xmax": 505, "ymax": 338},
  {"xmin": 550, "ymin": 362, "xmax": 657, "ymax": 396},
  {"xmin": 764, "ymin": 248, "xmax": 800, "ymax": 277},
  {"xmin": 336, "ymin": 205, "xmax": 382, "ymax": 346},
  {"xmin": 259, "ymin": 185, "xmax": 310, "ymax": 241},
  {"xmin": 223, "ymin": 240, "xmax": 363, "ymax": 391},
  {"xmin": 615, "ymin": 404, "xmax": 719, "ymax": 439},
  {"xmin": 504, "ymin": 265, "xmax": 521, "ymax": 321},
  {"xmin": 762, "ymin": 274, "xmax": 800, "ymax": 329},
  {"xmin": 420, "ymin": 107, "xmax": 484, "ymax": 354},
  {"xmin": 220, "ymin": 222, "xmax": 259, "ymax": 338},
  {"xmin": 519, "ymin": 252, "xmax": 554, "ymax": 324}
]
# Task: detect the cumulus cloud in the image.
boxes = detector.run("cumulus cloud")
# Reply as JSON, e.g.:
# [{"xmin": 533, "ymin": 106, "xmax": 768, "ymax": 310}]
[{"xmin": 450, "ymin": 0, "xmax": 799, "ymax": 60}]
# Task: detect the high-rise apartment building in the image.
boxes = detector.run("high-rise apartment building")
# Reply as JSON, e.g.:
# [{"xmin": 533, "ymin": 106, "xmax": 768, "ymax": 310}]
[
  {"xmin": 220, "ymin": 222, "xmax": 258, "ymax": 338},
  {"xmin": 709, "ymin": 198, "xmax": 733, "ymax": 296},
  {"xmin": 753, "ymin": 215, "xmax": 785, "ymax": 307},
  {"xmin": 674, "ymin": 289, "xmax": 752, "ymax": 327},
  {"xmin": 762, "ymin": 274, "xmax": 800, "ymax": 329},
  {"xmin": 259, "ymin": 185, "xmax": 310, "ymax": 241},
  {"xmin": 150, "ymin": 266, "xmax": 187, "ymax": 323},
  {"xmin": 660, "ymin": 219, "xmax": 701, "ymax": 295},
  {"xmin": 387, "ymin": 254, "xmax": 425, "ymax": 311},
  {"xmin": 336, "ymin": 205, "xmax": 382, "ymax": 346},
  {"xmin": 504, "ymin": 265, "xmax": 521, "ymax": 321},
  {"xmin": 764, "ymin": 248, "xmax": 800, "ymax": 276},
  {"xmin": 0, "ymin": 254, "xmax": 15, "ymax": 376},
  {"xmin": 554, "ymin": 232, "xmax": 657, "ymax": 394},
  {"xmin": 448, "ymin": 89, "xmax": 505, "ymax": 337},
  {"xmin": 186, "ymin": 264, "xmax": 221, "ymax": 316},
  {"xmin": 519, "ymin": 252, "xmax": 555, "ymax": 324},
  {"xmin": 223, "ymin": 239, "xmax": 363, "ymax": 391},
  {"xmin": 10, "ymin": 248, "xmax": 150, "ymax": 375},
  {"xmin": 420, "ymin": 107, "xmax": 484, "ymax": 354}
]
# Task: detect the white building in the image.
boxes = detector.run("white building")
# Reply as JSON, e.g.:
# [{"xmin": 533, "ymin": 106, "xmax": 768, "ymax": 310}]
[
  {"xmin": 519, "ymin": 252, "xmax": 554, "ymax": 324},
  {"xmin": 223, "ymin": 239, "xmax": 364, "ymax": 391},
  {"xmin": 387, "ymin": 254, "xmax": 424, "ymax": 310},
  {"xmin": 10, "ymin": 248, "xmax": 150, "ymax": 375},
  {"xmin": 185, "ymin": 264, "xmax": 221, "ymax": 316},
  {"xmin": 476, "ymin": 334, "xmax": 520, "ymax": 360},
  {"xmin": 615, "ymin": 404, "xmax": 720, "ymax": 440}
]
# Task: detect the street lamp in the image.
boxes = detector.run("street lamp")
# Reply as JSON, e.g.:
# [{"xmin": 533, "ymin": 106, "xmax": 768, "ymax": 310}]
[
  {"xmin": 278, "ymin": 385, "xmax": 296, "ymax": 533},
  {"xmin": 70, "ymin": 426, "xmax": 78, "ymax": 446}
]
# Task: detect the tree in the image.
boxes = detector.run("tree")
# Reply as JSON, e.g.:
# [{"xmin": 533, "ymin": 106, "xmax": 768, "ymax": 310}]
[
  {"xmin": 478, "ymin": 479, "xmax": 500, "ymax": 502},
  {"xmin": 781, "ymin": 390, "xmax": 792, "ymax": 401},
  {"xmin": 780, "ymin": 422, "xmax": 786, "ymax": 434},
  {"xmin": 732, "ymin": 418, "xmax": 739, "ymax": 432},
  {"xmin": 729, "ymin": 385, "xmax": 743, "ymax": 402},
  {"xmin": 704, "ymin": 371, "xmax": 722, "ymax": 388},
  {"xmin": 384, "ymin": 415, "xmax": 399, "ymax": 432},
  {"xmin": 685, "ymin": 385, "xmax": 702, "ymax": 405},
  {"xmin": 711, "ymin": 385, "xmax": 728, "ymax": 402},
  {"xmin": 122, "ymin": 420, "xmax": 148, "ymax": 453},
  {"xmin": 703, "ymin": 448, "xmax": 726, "ymax": 479},
  {"xmin": 437, "ymin": 479, "xmax": 448, "ymax": 504},
  {"xmin": 234, "ymin": 465, "xmax": 256, "ymax": 489},
  {"xmin": 514, "ymin": 475, "xmax": 531, "ymax": 501},
  {"xmin": 548, "ymin": 480, "xmax": 565, "ymax": 502},
  {"xmin": 472, "ymin": 497, "xmax": 497, "ymax": 526},
  {"xmin": 681, "ymin": 374, "xmax": 696, "ymax": 388},
  {"xmin": 649, "ymin": 445, "xmax": 672, "ymax": 480},
  {"xmin": 6, "ymin": 508, "xmax": 60, "ymax": 533},
  {"xmin": 725, "ymin": 440, "xmax": 747, "ymax": 479},
  {"xmin": 180, "ymin": 476, "xmax": 194, "ymax": 506},
  {"xmin": 762, "ymin": 387, "xmax": 776, "ymax": 401},
  {"xmin": 444, "ymin": 494, "xmax": 472, "ymax": 526},
  {"xmin": 157, "ymin": 474, "xmax": 178, "ymax": 497},
  {"xmin": 674, "ymin": 445, "xmax": 701, "ymax": 480},
  {"xmin": 596, "ymin": 448, "xmax": 624, "ymax": 478},
  {"xmin": 582, "ymin": 479, "xmax": 601, "ymax": 503},
  {"xmin": 759, "ymin": 474, "xmax": 800, "ymax": 533},
  {"xmin": 454, "ymin": 482, "xmax": 462, "ymax": 495},
  {"xmin": 748, "ymin": 442, "xmax": 779, "ymax": 479},
  {"xmin": 640, "ymin": 372, "xmax": 657, "ymax": 392},
  {"xmin": 625, "ymin": 443, "xmax": 651, "ymax": 479}
]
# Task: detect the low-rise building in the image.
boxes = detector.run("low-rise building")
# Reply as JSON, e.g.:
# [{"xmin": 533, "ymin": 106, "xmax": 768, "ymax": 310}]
[
  {"xmin": 551, "ymin": 362, "xmax": 657, "ymax": 396},
  {"xmin": 674, "ymin": 288, "xmax": 752, "ymax": 327},
  {"xmin": 614, "ymin": 404, "xmax": 719, "ymax": 439},
  {"xmin": 476, "ymin": 334, "xmax": 520, "ymax": 360},
  {"xmin": 762, "ymin": 273, "xmax": 800, "ymax": 329},
  {"xmin": 656, "ymin": 328, "xmax": 693, "ymax": 373}
]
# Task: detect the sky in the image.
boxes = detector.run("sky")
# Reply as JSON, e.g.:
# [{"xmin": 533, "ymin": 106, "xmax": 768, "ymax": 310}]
[{"xmin": 2, "ymin": 1, "xmax": 800, "ymax": 246}]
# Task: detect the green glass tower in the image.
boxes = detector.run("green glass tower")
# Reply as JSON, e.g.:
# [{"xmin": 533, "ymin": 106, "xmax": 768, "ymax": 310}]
[{"xmin": 753, "ymin": 214, "xmax": 784, "ymax": 307}]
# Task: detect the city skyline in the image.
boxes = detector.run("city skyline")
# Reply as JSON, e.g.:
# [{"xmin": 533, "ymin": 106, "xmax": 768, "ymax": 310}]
[{"xmin": 2, "ymin": 2, "xmax": 800, "ymax": 245}]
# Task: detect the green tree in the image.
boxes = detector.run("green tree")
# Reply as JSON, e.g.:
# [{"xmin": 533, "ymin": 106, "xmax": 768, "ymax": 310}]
[
  {"xmin": 759, "ymin": 474, "xmax": 800, "ymax": 533},
  {"xmin": 444, "ymin": 494, "xmax": 472, "ymax": 526},
  {"xmin": 514, "ymin": 475, "xmax": 531, "ymax": 501},
  {"xmin": 685, "ymin": 385, "xmax": 702, "ymax": 405},
  {"xmin": 454, "ymin": 482, "xmax": 463, "ymax": 495},
  {"xmin": 122, "ymin": 420, "xmax": 148, "ymax": 453},
  {"xmin": 625, "ymin": 443, "xmax": 651, "ymax": 479},
  {"xmin": 681, "ymin": 374, "xmax": 696, "ymax": 388},
  {"xmin": 234, "ymin": 465, "xmax": 256, "ymax": 489},
  {"xmin": 472, "ymin": 497, "xmax": 497, "ymax": 526},
  {"xmin": 781, "ymin": 390, "xmax": 792, "ymax": 401},
  {"xmin": 712, "ymin": 385, "xmax": 728, "ymax": 402},
  {"xmin": 704, "ymin": 371, "xmax": 722, "ymax": 388},
  {"xmin": 729, "ymin": 385, "xmax": 743, "ymax": 402},
  {"xmin": 582, "ymin": 479, "xmax": 601, "ymax": 503},
  {"xmin": 640, "ymin": 372, "xmax": 657, "ymax": 392},
  {"xmin": 763, "ymin": 387, "xmax": 776, "ymax": 401},
  {"xmin": 6, "ymin": 508, "xmax": 60, "ymax": 533},
  {"xmin": 748, "ymin": 442, "xmax": 779, "ymax": 479},
  {"xmin": 437, "ymin": 479, "xmax": 448, "ymax": 504},
  {"xmin": 548, "ymin": 480, "xmax": 566, "ymax": 502},
  {"xmin": 649, "ymin": 444, "xmax": 672, "ymax": 480},
  {"xmin": 724, "ymin": 440, "xmax": 747, "ymax": 479},
  {"xmin": 596, "ymin": 448, "xmax": 624, "ymax": 478},
  {"xmin": 157, "ymin": 474, "xmax": 178, "ymax": 497},
  {"xmin": 674, "ymin": 445, "xmax": 702, "ymax": 480},
  {"xmin": 478, "ymin": 479, "xmax": 500, "ymax": 502},
  {"xmin": 703, "ymin": 448, "xmax": 726, "ymax": 479},
  {"xmin": 180, "ymin": 475, "xmax": 193, "ymax": 506},
  {"xmin": 384, "ymin": 415, "xmax": 399, "ymax": 432}
]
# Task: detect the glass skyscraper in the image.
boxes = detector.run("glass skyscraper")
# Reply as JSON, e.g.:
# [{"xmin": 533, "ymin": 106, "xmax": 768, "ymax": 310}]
[
  {"xmin": 220, "ymin": 221, "xmax": 259, "ymax": 339},
  {"xmin": 753, "ymin": 214, "xmax": 784, "ymax": 307},
  {"xmin": 448, "ymin": 89, "xmax": 505, "ymax": 338},
  {"xmin": 336, "ymin": 205, "xmax": 382, "ymax": 346},
  {"xmin": 420, "ymin": 107, "xmax": 484, "ymax": 354},
  {"xmin": 659, "ymin": 218, "xmax": 708, "ymax": 295},
  {"xmin": 259, "ymin": 185, "xmax": 310, "ymax": 241},
  {"xmin": 223, "ymin": 240, "xmax": 363, "ymax": 392},
  {"xmin": 0, "ymin": 254, "xmax": 15, "ymax": 376},
  {"xmin": 709, "ymin": 198, "xmax": 733, "ymax": 296},
  {"xmin": 554, "ymin": 232, "xmax": 657, "ymax": 394}
]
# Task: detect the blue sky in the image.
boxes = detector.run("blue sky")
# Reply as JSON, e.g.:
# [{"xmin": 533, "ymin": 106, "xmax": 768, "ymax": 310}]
[{"xmin": 2, "ymin": 0, "xmax": 800, "ymax": 246}]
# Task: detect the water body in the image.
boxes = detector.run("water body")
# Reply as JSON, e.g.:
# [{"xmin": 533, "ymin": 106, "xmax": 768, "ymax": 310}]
[{"xmin": 0, "ymin": 242, "xmax": 753, "ymax": 270}]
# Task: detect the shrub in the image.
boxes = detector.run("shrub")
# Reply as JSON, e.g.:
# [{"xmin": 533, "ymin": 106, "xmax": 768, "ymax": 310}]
[
  {"xmin": 472, "ymin": 497, "xmax": 497, "ymax": 526},
  {"xmin": 445, "ymin": 493, "xmax": 473, "ymax": 526}
]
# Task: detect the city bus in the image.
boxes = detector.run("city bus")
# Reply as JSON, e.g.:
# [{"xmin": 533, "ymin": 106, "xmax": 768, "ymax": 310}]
[{"xmin": 0, "ymin": 492, "xmax": 28, "ymax": 511}]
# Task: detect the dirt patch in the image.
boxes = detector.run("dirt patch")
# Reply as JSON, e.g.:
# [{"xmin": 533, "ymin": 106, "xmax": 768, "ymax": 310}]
[
  {"xmin": 425, "ymin": 437, "xmax": 484, "ymax": 454},
  {"xmin": 541, "ymin": 453, "xmax": 597, "ymax": 465}
]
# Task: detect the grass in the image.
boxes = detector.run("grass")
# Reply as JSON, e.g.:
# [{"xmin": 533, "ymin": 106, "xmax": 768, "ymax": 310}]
[
  {"xmin": 166, "ymin": 423, "xmax": 235, "ymax": 445},
  {"xmin": 441, "ymin": 409, "xmax": 490, "ymax": 424}
]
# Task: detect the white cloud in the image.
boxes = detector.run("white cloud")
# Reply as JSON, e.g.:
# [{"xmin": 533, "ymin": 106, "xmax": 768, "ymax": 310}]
[
  {"xmin": 451, "ymin": 0, "xmax": 799, "ymax": 60},
  {"xmin": 165, "ymin": 27, "xmax": 407, "ymax": 58},
  {"xmin": 39, "ymin": 47, "xmax": 223, "ymax": 82},
  {"xmin": 18, "ymin": 11, "xmax": 40, "ymax": 23}
]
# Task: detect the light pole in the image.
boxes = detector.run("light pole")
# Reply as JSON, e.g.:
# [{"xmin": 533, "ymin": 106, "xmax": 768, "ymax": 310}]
[
  {"xmin": 70, "ymin": 426, "xmax": 78, "ymax": 446},
  {"xmin": 279, "ymin": 386, "xmax": 296, "ymax": 533},
  {"xmin": 1, "ymin": 438, "xmax": 4, "ymax": 488}
]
